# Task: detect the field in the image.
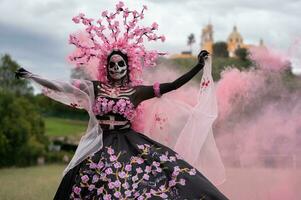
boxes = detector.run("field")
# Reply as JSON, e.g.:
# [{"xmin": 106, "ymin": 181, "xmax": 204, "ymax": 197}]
[
  {"xmin": 0, "ymin": 164, "xmax": 65, "ymax": 200},
  {"xmin": 44, "ymin": 117, "xmax": 87, "ymax": 137},
  {"xmin": 0, "ymin": 165, "xmax": 300, "ymax": 200}
]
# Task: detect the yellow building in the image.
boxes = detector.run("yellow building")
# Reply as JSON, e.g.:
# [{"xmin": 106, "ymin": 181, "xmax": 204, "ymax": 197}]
[
  {"xmin": 200, "ymin": 24, "xmax": 264, "ymax": 57},
  {"xmin": 200, "ymin": 23, "xmax": 214, "ymax": 54},
  {"xmin": 227, "ymin": 26, "xmax": 248, "ymax": 57}
]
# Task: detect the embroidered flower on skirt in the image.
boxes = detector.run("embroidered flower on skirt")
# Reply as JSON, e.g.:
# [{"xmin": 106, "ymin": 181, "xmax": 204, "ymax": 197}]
[{"xmin": 69, "ymin": 144, "xmax": 197, "ymax": 199}]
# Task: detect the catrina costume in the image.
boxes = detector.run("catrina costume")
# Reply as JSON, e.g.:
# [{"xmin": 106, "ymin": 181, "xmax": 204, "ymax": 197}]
[{"xmin": 16, "ymin": 2, "xmax": 228, "ymax": 199}]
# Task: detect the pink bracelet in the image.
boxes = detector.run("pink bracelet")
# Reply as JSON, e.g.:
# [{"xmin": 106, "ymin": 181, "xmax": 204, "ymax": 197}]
[{"xmin": 153, "ymin": 82, "xmax": 161, "ymax": 97}]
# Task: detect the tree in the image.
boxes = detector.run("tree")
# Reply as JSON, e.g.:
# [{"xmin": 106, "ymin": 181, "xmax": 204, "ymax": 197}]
[
  {"xmin": 0, "ymin": 92, "xmax": 48, "ymax": 166},
  {"xmin": 0, "ymin": 54, "xmax": 33, "ymax": 95},
  {"xmin": 213, "ymin": 42, "xmax": 228, "ymax": 57},
  {"xmin": 0, "ymin": 54, "xmax": 48, "ymax": 167},
  {"xmin": 235, "ymin": 47, "xmax": 249, "ymax": 61},
  {"xmin": 187, "ymin": 33, "xmax": 196, "ymax": 54}
]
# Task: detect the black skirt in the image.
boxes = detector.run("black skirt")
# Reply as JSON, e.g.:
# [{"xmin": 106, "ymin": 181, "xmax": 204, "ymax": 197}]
[{"xmin": 53, "ymin": 128, "xmax": 228, "ymax": 200}]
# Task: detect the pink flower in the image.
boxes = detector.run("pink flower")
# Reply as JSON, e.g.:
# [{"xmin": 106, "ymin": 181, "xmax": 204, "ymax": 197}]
[
  {"xmin": 97, "ymin": 187, "xmax": 104, "ymax": 195},
  {"xmin": 116, "ymin": 1, "xmax": 124, "ymax": 10},
  {"xmin": 103, "ymin": 194, "xmax": 112, "ymax": 200},
  {"xmin": 114, "ymin": 191, "xmax": 121, "ymax": 198},
  {"xmin": 72, "ymin": 17, "xmax": 80, "ymax": 23},
  {"xmin": 89, "ymin": 162, "xmax": 97, "ymax": 169},
  {"xmin": 114, "ymin": 162, "xmax": 122, "ymax": 169},
  {"xmin": 136, "ymin": 167, "xmax": 143, "ymax": 174},
  {"xmin": 125, "ymin": 190, "xmax": 132, "ymax": 197},
  {"xmin": 138, "ymin": 196, "xmax": 144, "ymax": 200},
  {"xmin": 189, "ymin": 168, "xmax": 197, "ymax": 175},
  {"xmin": 92, "ymin": 175, "xmax": 99, "ymax": 183},
  {"xmin": 151, "ymin": 22, "xmax": 159, "ymax": 30},
  {"xmin": 107, "ymin": 147, "xmax": 114, "ymax": 155},
  {"xmin": 132, "ymin": 175, "xmax": 139, "ymax": 182},
  {"xmin": 159, "ymin": 154, "xmax": 168, "ymax": 162},
  {"xmin": 169, "ymin": 156, "xmax": 176, "ymax": 162},
  {"xmin": 169, "ymin": 179, "xmax": 176, "ymax": 187},
  {"xmin": 160, "ymin": 35, "xmax": 166, "ymax": 42},
  {"xmin": 143, "ymin": 174, "xmax": 149, "ymax": 180},
  {"xmin": 160, "ymin": 193, "xmax": 168, "ymax": 198},
  {"xmin": 73, "ymin": 186, "xmax": 81, "ymax": 195},
  {"xmin": 145, "ymin": 166, "xmax": 152, "ymax": 173},
  {"xmin": 101, "ymin": 10, "xmax": 108, "ymax": 17},
  {"xmin": 114, "ymin": 180, "xmax": 121, "ymax": 187},
  {"xmin": 122, "ymin": 182, "xmax": 129, "ymax": 189},
  {"xmin": 105, "ymin": 168, "xmax": 113, "ymax": 175},
  {"xmin": 108, "ymin": 182, "xmax": 115, "ymax": 189},
  {"xmin": 81, "ymin": 175, "xmax": 89, "ymax": 183},
  {"xmin": 156, "ymin": 167, "xmax": 162, "ymax": 173},
  {"xmin": 125, "ymin": 164, "xmax": 132, "ymax": 171},
  {"xmin": 152, "ymin": 161, "xmax": 160, "ymax": 167},
  {"xmin": 137, "ymin": 157, "xmax": 144, "ymax": 164},
  {"xmin": 109, "ymin": 155, "xmax": 117, "ymax": 162},
  {"xmin": 132, "ymin": 183, "xmax": 138, "ymax": 189},
  {"xmin": 118, "ymin": 171, "xmax": 127, "ymax": 178},
  {"xmin": 88, "ymin": 184, "xmax": 95, "ymax": 191},
  {"xmin": 97, "ymin": 161, "xmax": 104, "ymax": 169}
]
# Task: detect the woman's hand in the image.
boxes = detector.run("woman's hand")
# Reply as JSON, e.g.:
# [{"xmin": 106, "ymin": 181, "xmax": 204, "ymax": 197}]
[
  {"xmin": 197, "ymin": 50, "xmax": 210, "ymax": 66},
  {"xmin": 15, "ymin": 67, "xmax": 32, "ymax": 79}
]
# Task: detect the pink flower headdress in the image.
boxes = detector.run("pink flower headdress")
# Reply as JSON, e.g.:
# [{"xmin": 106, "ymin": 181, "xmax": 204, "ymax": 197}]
[{"xmin": 68, "ymin": 1, "xmax": 166, "ymax": 85}]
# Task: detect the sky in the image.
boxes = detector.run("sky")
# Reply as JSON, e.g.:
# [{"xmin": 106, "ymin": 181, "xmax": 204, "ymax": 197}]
[{"xmin": 1, "ymin": 0, "xmax": 301, "ymax": 80}]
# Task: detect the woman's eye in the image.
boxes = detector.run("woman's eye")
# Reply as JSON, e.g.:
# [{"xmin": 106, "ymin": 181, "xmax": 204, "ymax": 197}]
[
  {"xmin": 109, "ymin": 62, "xmax": 115, "ymax": 68},
  {"xmin": 118, "ymin": 61, "xmax": 125, "ymax": 67}
]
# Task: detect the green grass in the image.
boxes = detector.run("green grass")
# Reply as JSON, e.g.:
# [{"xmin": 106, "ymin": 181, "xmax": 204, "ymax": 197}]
[
  {"xmin": 0, "ymin": 164, "xmax": 65, "ymax": 200},
  {"xmin": 44, "ymin": 117, "xmax": 87, "ymax": 137}
]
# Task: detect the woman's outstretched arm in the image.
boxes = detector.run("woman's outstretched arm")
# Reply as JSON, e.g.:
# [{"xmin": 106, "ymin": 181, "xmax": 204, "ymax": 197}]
[
  {"xmin": 133, "ymin": 50, "xmax": 209, "ymax": 105},
  {"xmin": 15, "ymin": 67, "xmax": 61, "ymax": 91}
]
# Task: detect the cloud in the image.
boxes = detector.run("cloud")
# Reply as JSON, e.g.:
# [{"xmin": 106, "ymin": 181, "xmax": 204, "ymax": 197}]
[{"xmin": 0, "ymin": 0, "xmax": 300, "ymax": 79}]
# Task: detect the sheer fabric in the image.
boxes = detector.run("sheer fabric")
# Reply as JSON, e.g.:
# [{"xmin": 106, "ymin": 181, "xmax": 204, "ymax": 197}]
[
  {"xmin": 27, "ymin": 75, "xmax": 103, "ymax": 177},
  {"xmin": 141, "ymin": 57, "xmax": 225, "ymax": 185}
]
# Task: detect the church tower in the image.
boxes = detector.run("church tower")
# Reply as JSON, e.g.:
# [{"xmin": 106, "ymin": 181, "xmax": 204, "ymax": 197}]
[{"xmin": 201, "ymin": 23, "xmax": 214, "ymax": 54}]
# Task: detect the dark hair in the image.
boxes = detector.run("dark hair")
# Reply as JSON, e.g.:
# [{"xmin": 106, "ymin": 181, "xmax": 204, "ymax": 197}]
[
  {"xmin": 106, "ymin": 50, "xmax": 130, "ymax": 85},
  {"xmin": 107, "ymin": 50, "xmax": 128, "ymax": 65}
]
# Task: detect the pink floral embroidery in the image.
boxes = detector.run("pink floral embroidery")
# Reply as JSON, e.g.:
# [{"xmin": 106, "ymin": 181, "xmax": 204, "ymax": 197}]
[
  {"xmin": 154, "ymin": 112, "xmax": 167, "ymax": 130},
  {"xmin": 201, "ymin": 79, "xmax": 210, "ymax": 88},
  {"xmin": 70, "ymin": 144, "xmax": 197, "ymax": 199},
  {"xmin": 70, "ymin": 103, "xmax": 78, "ymax": 108},
  {"xmin": 92, "ymin": 97, "xmax": 136, "ymax": 120}
]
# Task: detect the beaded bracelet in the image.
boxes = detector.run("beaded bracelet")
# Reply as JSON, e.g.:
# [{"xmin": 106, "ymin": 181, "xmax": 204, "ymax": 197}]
[{"xmin": 153, "ymin": 82, "xmax": 161, "ymax": 97}]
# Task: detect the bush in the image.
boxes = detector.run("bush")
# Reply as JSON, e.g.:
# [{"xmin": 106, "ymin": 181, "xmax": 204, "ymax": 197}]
[
  {"xmin": 44, "ymin": 150, "xmax": 74, "ymax": 164},
  {"xmin": 0, "ymin": 91, "xmax": 48, "ymax": 167}
]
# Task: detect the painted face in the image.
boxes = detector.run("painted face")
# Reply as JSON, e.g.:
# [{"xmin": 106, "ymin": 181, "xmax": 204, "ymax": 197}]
[{"xmin": 108, "ymin": 54, "xmax": 128, "ymax": 80}]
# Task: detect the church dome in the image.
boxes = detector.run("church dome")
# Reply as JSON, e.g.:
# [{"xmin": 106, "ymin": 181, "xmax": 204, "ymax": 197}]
[{"xmin": 227, "ymin": 26, "xmax": 243, "ymax": 44}]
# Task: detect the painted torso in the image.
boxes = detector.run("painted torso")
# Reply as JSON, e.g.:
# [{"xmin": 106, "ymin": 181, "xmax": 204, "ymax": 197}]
[{"xmin": 92, "ymin": 82, "xmax": 137, "ymax": 130}]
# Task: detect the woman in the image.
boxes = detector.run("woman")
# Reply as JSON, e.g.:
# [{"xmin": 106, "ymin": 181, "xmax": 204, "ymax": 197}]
[{"xmin": 15, "ymin": 2, "xmax": 228, "ymax": 199}]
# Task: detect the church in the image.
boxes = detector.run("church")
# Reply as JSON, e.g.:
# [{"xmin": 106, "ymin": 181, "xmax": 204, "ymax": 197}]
[
  {"xmin": 171, "ymin": 23, "xmax": 264, "ymax": 59},
  {"xmin": 201, "ymin": 23, "xmax": 264, "ymax": 57}
]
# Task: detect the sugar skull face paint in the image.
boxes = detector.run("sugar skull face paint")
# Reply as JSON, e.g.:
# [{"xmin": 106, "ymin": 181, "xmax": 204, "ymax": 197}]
[{"xmin": 108, "ymin": 54, "xmax": 128, "ymax": 80}]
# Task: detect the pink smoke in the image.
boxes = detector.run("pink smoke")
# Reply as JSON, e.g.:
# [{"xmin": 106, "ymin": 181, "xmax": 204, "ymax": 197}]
[{"xmin": 215, "ymin": 46, "xmax": 301, "ymax": 199}]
